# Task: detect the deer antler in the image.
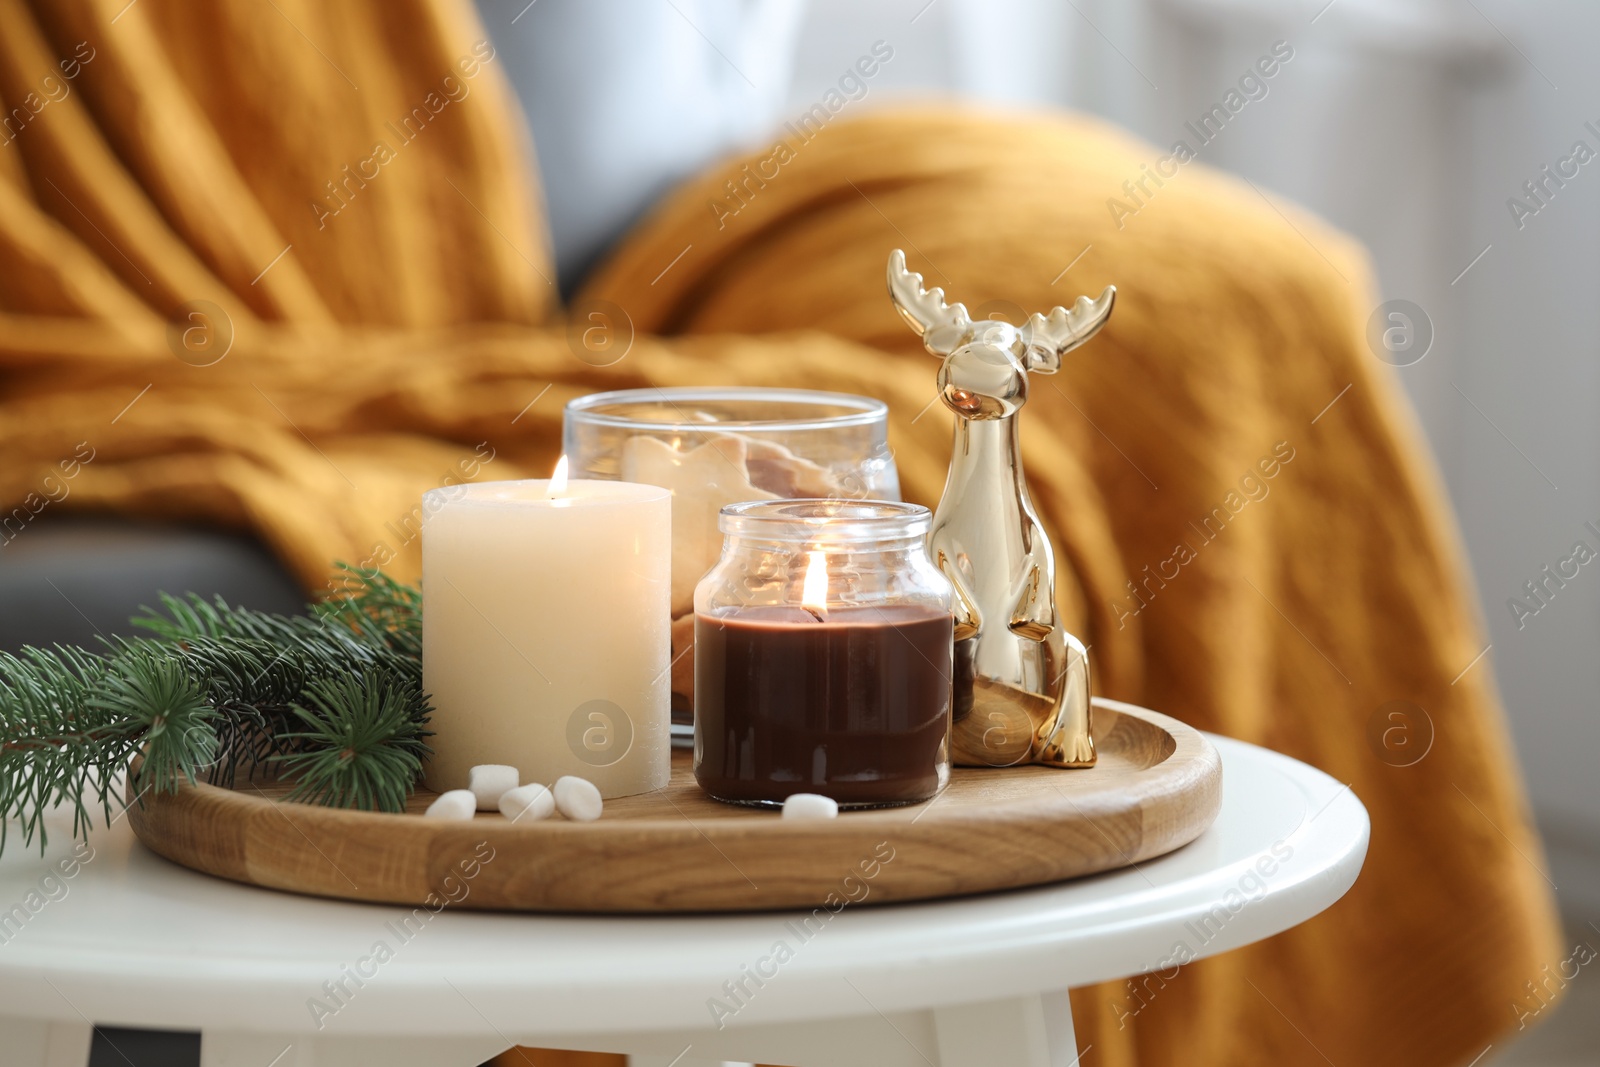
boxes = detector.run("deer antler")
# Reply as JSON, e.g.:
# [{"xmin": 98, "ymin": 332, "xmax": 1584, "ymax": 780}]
[
  {"xmin": 1020, "ymin": 288, "xmax": 1116, "ymax": 374},
  {"xmin": 887, "ymin": 249, "xmax": 973, "ymax": 357}
]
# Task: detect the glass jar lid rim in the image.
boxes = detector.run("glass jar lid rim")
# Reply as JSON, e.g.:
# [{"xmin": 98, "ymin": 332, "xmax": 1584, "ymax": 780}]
[
  {"xmin": 719, "ymin": 499, "xmax": 930, "ymax": 542},
  {"xmin": 565, "ymin": 387, "xmax": 887, "ymax": 432}
]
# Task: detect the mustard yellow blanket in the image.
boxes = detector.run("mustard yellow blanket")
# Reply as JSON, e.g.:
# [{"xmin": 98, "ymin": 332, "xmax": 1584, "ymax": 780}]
[{"xmin": 0, "ymin": 2, "xmax": 1559, "ymax": 1064}]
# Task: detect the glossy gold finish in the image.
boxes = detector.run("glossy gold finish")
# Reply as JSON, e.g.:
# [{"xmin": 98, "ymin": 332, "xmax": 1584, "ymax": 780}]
[{"xmin": 887, "ymin": 249, "xmax": 1115, "ymax": 768}]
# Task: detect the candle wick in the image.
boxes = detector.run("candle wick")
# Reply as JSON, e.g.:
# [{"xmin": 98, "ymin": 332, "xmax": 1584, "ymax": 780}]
[{"xmin": 802, "ymin": 606, "xmax": 826, "ymax": 623}]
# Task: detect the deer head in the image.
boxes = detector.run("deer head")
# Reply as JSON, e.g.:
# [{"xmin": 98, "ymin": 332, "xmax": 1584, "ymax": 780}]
[{"xmin": 886, "ymin": 249, "xmax": 1115, "ymax": 420}]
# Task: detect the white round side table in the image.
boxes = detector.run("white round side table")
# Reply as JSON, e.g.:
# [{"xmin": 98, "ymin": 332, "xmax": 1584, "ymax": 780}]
[{"xmin": 0, "ymin": 717, "xmax": 1367, "ymax": 1067}]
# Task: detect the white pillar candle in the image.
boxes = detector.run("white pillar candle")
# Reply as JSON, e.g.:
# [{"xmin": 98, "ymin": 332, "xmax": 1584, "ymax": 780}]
[{"xmin": 421, "ymin": 476, "xmax": 671, "ymax": 799}]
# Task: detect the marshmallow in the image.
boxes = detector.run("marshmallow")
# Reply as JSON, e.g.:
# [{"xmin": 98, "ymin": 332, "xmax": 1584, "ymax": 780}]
[
  {"xmin": 424, "ymin": 789, "xmax": 477, "ymax": 821},
  {"xmin": 553, "ymin": 776, "xmax": 603, "ymax": 822},
  {"xmin": 782, "ymin": 793, "xmax": 839, "ymax": 820},
  {"xmin": 468, "ymin": 764, "xmax": 519, "ymax": 811},
  {"xmin": 499, "ymin": 782, "xmax": 554, "ymax": 823}
]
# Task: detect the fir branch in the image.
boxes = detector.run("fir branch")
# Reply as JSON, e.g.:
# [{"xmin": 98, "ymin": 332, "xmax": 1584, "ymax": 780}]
[
  {"xmin": 317, "ymin": 563, "xmax": 423, "ymax": 662},
  {"xmin": 0, "ymin": 566, "xmax": 433, "ymax": 855},
  {"xmin": 0, "ymin": 645, "xmax": 130, "ymax": 853},
  {"xmin": 271, "ymin": 672, "xmax": 431, "ymax": 812},
  {"xmin": 87, "ymin": 645, "xmax": 217, "ymax": 795}
]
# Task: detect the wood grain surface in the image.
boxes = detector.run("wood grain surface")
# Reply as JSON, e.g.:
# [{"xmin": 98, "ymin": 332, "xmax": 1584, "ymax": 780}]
[{"xmin": 126, "ymin": 699, "xmax": 1221, "ymax": 913}]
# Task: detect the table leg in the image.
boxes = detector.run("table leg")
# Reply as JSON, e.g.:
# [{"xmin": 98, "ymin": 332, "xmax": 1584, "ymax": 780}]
[
  {"xmin": 930, "ymin": 990, "xmax": 1078, "ymax": 1067},
  {"xmin": 0, "ymin": 1017, "xmax": 94, "ymax": 1067}
]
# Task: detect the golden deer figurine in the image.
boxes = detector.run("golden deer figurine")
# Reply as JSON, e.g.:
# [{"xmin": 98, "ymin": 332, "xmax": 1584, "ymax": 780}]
[{"xmin": 887, "ymin": 249, "xmax": 1115, "ymax": 768}]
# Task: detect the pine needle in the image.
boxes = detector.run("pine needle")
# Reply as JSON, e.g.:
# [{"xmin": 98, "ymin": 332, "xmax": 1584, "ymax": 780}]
[{"xmin": 272, "ymin": 673, "xmax": 430, "ymax": 812}]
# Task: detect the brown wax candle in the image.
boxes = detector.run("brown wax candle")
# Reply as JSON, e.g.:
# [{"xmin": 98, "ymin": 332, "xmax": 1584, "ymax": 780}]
[{"xmin": 694, "ymin": 604, "xmax": 953, "ymax": 806}]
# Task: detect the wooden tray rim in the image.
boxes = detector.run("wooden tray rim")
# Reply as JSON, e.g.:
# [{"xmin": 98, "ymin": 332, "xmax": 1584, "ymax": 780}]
[{"xmin": 126, "ymin": 697, "xmax": 1222, "ymax": 913}]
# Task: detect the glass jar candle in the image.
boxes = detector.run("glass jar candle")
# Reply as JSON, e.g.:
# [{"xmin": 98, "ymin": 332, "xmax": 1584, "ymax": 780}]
[
  {"xmin": 693, "ymin": 500, "xmax": 954, "ymax": 808},
  {"xmin": 564, "ymin": 388, "xmax": 902, "ymax": 737}
]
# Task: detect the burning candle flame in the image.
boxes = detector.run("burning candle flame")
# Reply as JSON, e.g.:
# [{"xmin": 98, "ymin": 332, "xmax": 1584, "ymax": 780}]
[
  {"xmin": 548, "ymin": 454, "xmax": 569, "ymax": 499},
  {"xmin": 801, "ymin": 550, "xmax": 829, "ymax": 619}
]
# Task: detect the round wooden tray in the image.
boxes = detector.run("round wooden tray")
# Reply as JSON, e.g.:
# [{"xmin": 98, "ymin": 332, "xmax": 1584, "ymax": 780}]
[{"xmin": 126, "ymin": 698, "xmax": 1221, "ymax": 913}]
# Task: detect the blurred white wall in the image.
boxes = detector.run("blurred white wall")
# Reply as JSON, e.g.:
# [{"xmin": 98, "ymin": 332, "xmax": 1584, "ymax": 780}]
[
  {"xmin": 787, "ymin": 0, "xmax": 1600, "ymax": 913},
  {"xmin": 484, "ymin": 0, "xmax": 808, "ymax": 289}
]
